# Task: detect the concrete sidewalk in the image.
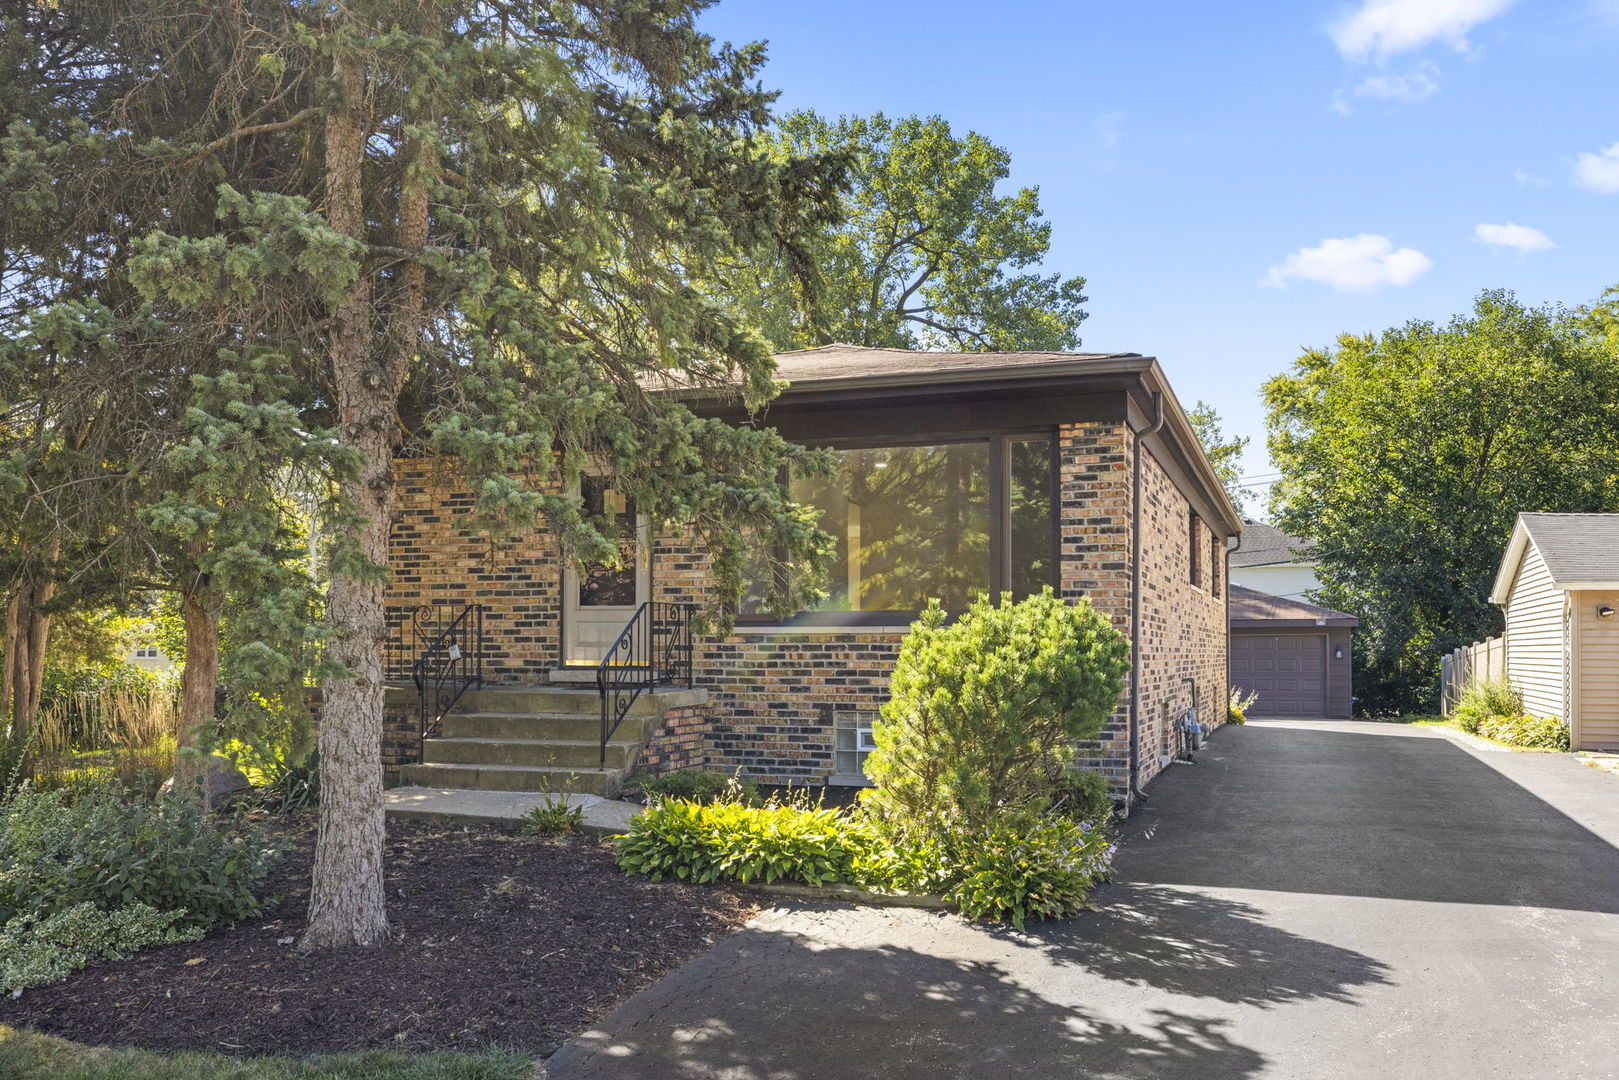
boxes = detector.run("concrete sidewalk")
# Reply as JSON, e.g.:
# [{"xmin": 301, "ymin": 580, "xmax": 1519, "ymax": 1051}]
[{"xmin": 546, "ymin": 721, "xmax": 1619, "ymax": 1079}]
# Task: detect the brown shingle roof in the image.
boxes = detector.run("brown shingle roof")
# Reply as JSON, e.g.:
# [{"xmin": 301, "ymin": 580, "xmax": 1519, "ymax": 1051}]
[{"xmin": 1229, "ymin": 584, "xmax": 1358, "ymax": 627}]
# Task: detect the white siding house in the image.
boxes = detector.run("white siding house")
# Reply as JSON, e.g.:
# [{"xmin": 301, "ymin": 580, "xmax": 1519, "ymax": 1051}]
[
  {"xmin": 1489, "ymin": 513, "xmax": 1619, "ymax": 750},
  {"xmin": 1229, "ymin": 522, "xmax": 1320, "ymax": 600}
]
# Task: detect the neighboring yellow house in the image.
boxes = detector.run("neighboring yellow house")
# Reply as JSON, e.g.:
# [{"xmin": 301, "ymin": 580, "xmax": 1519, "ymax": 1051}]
[{"xmin": 1489, "ymin": 513, "xmax": 1619, "ymax": 751}]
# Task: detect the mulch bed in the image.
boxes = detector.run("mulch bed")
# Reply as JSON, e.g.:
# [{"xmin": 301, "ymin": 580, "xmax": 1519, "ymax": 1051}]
[{"xmin": 0, "ymin": 818, "xmax": 759, "ymax": 1057}]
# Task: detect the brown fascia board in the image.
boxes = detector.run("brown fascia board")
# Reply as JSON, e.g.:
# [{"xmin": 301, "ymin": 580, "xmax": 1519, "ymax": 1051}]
[
  {"xmin": 676, "ymin": 353, "xmax": 1244, "ymax": 538},
  {"xmin": 1232, "ymin": 617, "xmax": 1358, "ymax": 629}
]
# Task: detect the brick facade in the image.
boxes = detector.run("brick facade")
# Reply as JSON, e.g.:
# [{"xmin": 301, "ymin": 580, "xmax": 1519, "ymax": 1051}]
[{"xmin": 384, "ymin": 418, "xmax": 1231, "ymax": 798}]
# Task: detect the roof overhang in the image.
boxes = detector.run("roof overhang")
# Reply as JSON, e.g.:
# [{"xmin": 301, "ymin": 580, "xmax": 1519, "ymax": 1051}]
[
  {"xmin": 684, "ymin": 352, "xmax": 1246, "ymax": 539},
  {"xmin": 1489, "ymin": 517, "xmax": 1533, "ymax": 605}
]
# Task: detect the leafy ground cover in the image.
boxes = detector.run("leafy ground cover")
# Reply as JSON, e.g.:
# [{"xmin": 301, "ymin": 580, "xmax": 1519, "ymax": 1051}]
[
  {"xmin": 0, "ymin": 1027, "xmax": 529, "ymax": 1080},
  {"xmin": 1405, "ymin": 716, "xmax": 1568, "ymax": 752},
  {"xmin": 0, "ymin": 818, "xmax": 756, "ymax": 1057}
]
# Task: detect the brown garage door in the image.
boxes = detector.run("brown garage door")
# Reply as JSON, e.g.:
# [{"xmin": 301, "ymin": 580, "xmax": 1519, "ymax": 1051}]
[{"xmin": 1231, "ymin": 634, "xmax": 1327, "ymax": 717}]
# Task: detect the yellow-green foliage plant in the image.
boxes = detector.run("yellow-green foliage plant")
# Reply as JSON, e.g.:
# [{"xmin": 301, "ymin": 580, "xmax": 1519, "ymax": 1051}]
[
  {"xmin": 1450, "ymin": 678, "xmax": 1523, "ymax": 735},
  {"xmin": 860, "ymin": 588, "xmax": 1131, "ymax": 838}
]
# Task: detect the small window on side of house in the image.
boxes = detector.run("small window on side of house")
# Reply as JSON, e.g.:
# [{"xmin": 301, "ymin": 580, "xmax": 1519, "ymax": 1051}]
[
  {"xmin": 133, "ymin": 647, "xmax": 161, "ymax": 659},
  {"xmin": 835, "ymin": 719, "xmax": 877, "ymax": 781},
  {"xmin": 1188, "ymin": 511, "xmax": 1201, "ymax": 588},
  {"xmin": 1210, "ymin": 532, "xmax": 1221, "ymax": 597}
]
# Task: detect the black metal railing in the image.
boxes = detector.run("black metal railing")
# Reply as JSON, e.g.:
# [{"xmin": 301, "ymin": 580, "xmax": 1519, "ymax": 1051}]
[
  {"xmin": 596, "ymin": 601, "xmax": 695, "ymax": 766},
  {"xmin": 401, "ymin": 603, "xmax": 484, "ymax": 748}
]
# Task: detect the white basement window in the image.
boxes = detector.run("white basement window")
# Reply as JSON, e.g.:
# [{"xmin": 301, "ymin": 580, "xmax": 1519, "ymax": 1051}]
[{"xmin": 834, "ymin": 720, "xmax": 877, "ymax": 785}]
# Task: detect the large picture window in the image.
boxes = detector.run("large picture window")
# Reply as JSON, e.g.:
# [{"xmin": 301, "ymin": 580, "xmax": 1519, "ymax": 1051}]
[{"xmin": 742, "ymin": 433, "xmax": 1057, "ymax": 622}]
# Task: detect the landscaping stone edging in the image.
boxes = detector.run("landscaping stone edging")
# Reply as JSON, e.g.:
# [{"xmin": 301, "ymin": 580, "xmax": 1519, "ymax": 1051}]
[{"xmin": 740, "ymin": 881, "xmax": 952, "ymax": 911}]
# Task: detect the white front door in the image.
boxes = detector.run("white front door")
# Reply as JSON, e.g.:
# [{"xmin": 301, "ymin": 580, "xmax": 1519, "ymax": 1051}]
[{"xmin": 561, "ymin": 474, "xmax": 650, "ymax": 665}]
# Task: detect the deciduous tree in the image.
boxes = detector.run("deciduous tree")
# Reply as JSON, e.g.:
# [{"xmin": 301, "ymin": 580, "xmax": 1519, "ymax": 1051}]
[
  {"xmin": 1264, "ymin": 289, "xmax": 1619, "ymax": 713},
  {"xmin": 722, "ymin": 112, "xmax": 1088, "ymax": 351}
]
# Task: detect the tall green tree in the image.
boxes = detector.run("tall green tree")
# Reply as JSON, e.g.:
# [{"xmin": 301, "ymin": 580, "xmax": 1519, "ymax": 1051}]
[
  {"xmin": 722, "ymin": 111, "xmax": 1088, "ymax": 351},
  {"xmin": 0, "ymin": 1, "xmax": 332, "ymax": 794},
  {"xmin": 1265, "ymin": 289, "xmax": 1619, "ymax": 713},
  {"xmin": 1188, "ymin": 401, "xmax": 1253, "ymax": 512},
  {"xmin": 4, "ymin": 0, "xmax": 842, "ymax": 947}
]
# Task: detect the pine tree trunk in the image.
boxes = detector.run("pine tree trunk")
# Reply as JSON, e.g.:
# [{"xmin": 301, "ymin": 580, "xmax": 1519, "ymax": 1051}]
[
  {"xmin": 302, "ymin": 49, "xmax": 393, "ymax": 951},
  {"xmin": 175, "ymin": 584, "xmax": 219, "ymax": 808},
  {"xmin": 2, "ymin": 558, "xmax": 57, "ymax": 740}
]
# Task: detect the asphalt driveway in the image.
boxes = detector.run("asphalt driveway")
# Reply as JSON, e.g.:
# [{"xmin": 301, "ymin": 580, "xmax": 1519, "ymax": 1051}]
[{"xmin": 546, "ymin": 721, "xmax": 1619, "ymax": 1079}]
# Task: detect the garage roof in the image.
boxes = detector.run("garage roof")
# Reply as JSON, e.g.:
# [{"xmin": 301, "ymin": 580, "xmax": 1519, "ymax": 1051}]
[
  {"xmin": 1229, "ymin": 585, "xmax": 1358, "ymax": 628},
  {"xmin": 1489, "ymin": 513, "xmax": 1619, "ymax": 604}
]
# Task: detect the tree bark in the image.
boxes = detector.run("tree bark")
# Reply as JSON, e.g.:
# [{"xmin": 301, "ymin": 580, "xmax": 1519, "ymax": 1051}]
[
  {"xmin": 2, "ymin": 546, "xmax": 58, "ymax": 740},
  {"xmin": 175, "ymin": 582, "xmax": 219, "ymax": 808},
  {"xmin": 302, "ymin": 48, "xmax": 394, "ymax": 951}
]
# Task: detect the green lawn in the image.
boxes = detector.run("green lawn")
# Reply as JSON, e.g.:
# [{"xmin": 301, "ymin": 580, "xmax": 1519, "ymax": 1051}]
[{"xmin": 0, "ymin": 1028, "xmax": 533, "ymax": 1080}]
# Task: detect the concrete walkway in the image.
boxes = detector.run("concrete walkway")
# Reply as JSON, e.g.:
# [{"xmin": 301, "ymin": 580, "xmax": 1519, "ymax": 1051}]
[
  {"xmin": 546, "ymin": 720, "xmax": 1619, "ymax": 1079},
  {"xmin": 384, "ymin": 786, "xmax": 641, "ymax": 836}
]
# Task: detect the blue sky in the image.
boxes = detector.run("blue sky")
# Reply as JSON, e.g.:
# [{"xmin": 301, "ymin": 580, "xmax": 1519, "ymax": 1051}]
[{"xmin": 698, "ymin": 0, "xmax": 1619, "ymax": 504}]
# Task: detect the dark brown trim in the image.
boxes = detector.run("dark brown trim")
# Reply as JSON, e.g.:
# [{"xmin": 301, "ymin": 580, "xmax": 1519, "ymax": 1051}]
[
  {"xmin": 989, "ymin": 437, "xmax": 1011, "ymax": 593},
  {"xmin": 704, "ymin": 389, "xmax": 1129, "ymax": 447}
]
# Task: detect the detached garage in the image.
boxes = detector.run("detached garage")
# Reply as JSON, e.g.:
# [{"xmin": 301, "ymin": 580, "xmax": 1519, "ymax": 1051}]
[{"xmin": 1230, "ymin": 585, "xmax": 1357, "ymax": 718}]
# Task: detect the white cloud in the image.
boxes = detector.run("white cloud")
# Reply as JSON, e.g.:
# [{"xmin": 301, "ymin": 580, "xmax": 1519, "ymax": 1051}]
[
  {"xmin": 1264, "ymin": 234, "xmax": 1433, "ymax": 291},
  {"xmin": 1353, "ymin": 65, "xmax": 1440, "ymax": 103},
  {"xmin": 1512, "ymin": 166, "xmax": 1548, "ymax": 187},
  {"xmin": 1573, "ymin": 142, "xmax": 1619, "ymax": 193},
  {"xmin": 1474, "ymin": 222, "xmax": 1555, "ymax": 252},
  {"xmin": 1331, "ymin": 0, "xmax": 1516, "ymax": 61}
]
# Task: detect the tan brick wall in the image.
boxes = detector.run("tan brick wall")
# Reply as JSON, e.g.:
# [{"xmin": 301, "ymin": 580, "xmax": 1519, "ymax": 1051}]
[
  {"xmin": 639, "ymin": 704, "xmax": 709, "ymax": 774},
  {"xmin": 383, "ymin": 432, "xmax": 1228, "ymax": 792},
  {"xmin": 388, "ymin": 459, "xmax": 562, "ymax": 681},
  {"xmin": 1059, "ymin": 423, "xmax": 1134, "ymax": 788},
  {"xmin": 1132, "ymin": 446, "xmax": 1229, "ymax": 787}
]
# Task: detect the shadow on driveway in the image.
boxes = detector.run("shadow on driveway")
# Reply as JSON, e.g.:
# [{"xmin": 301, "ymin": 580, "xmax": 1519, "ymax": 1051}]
[
  {"xmin": 548, "ymin": 721, "xmax": 1619, "ymax": 1079},
  {"xmin": 548, "ymin": 904, "xmax": 1287, "ymax": 1079}
]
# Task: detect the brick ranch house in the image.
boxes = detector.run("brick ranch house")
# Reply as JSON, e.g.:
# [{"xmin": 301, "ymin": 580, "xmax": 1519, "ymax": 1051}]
[{"xmin": 382, "ymin": 345, "xmax": 1241, "ymax": 808}]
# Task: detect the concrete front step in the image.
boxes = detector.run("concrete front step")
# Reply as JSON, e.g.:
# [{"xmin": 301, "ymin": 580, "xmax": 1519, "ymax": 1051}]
[
  {"xmin": 385, "ymin": 787, "xmax": 641, "ymax": 836},
  {"xmin": 423, "ymin": 735, "xmax": 639, "ymax": 770},
  {"xmin": 440, "ymin": 711, "xmax": 651, "ymax": 742},
  {"xmin": 449, "ymin": 686, "xmax": 705, "ymax": 718},
  {"xmin": 397, "ymin": 761, "xmax": 624, "ymax": 797}
]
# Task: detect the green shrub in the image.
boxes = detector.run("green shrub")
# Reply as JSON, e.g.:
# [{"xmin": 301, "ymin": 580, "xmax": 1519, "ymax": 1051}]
[
  {"xmin": 861, "ymin": 589, "xmax": 1131, "ymax": 839},
  {"xmin": 939, "ymin": 816, "xmax": 1115, "ymax": 930},
  {"xmin": 0, "ymin": 784, "xmax": 279, "ymax": 931},
  {"xmin": 1451, "ymin": 678, "xmax": 1522, "ymax": 734},
  {"xmin": 1475, "ymin": 713, "xmax": 1570, "ymax": 750},
  {"xmin": 1052, "ymin": 769, "xmax": 1115, "ymax": 822},
  {"xmin": 0, "ymin": 902, "xmax": 203, "ymax": 993},
  {"xmin": 520, "ymin": 795, "xmax": 583, "ymax": 837},
  {"xmin": 0, "ymin": 729, "xmax": 33, "ymax": 808},
  {"xmin": 1228, "ymin": 687, "xmax": 1256, "ymax": 724},
  {"xmin": 615, "ymin": 798, "xmax": 881, "ymax": 886},
  {"xmin": 616, "ymin": 795, "xmax": 1118, "ymax": 928},
  {"xmin": 630, "ymin": 769, "xmax": 760, "ymax": 806}
]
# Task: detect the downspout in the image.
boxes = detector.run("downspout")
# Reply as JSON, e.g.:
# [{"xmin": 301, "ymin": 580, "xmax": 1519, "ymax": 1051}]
[
  {"xmin": 1128, "ymin": 392, "xmax": 1165, "ymax": 810},
  {"xmin": 1226, "ymin": 532, "xmax": 1241, "ymax": 725}
]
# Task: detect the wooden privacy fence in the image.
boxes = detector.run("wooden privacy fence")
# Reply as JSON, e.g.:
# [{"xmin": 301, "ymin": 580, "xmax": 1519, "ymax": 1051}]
[{"xmin": 1439, "ymin": 635, "xmax": 1505, "ymax": 715}]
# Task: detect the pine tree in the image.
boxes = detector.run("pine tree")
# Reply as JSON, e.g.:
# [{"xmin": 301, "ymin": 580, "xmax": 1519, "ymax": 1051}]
[{"xmin": 3, "ymin": 0, "xmax": 842, "ymax": 946}]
